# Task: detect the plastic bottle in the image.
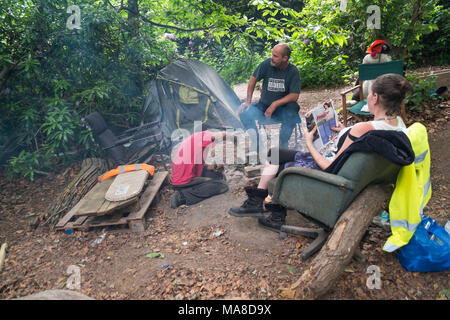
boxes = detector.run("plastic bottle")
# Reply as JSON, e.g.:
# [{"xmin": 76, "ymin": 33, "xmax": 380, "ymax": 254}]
[
  {"xmin": 445, "ymin": 220, "xmax": 450, "ymax": 236},
  {"xmin": 372, "ymin": 210, "xmax": 390, "ymax": 231},
  {"xmin": 90, "ymin": 233, "xmax": 106, "ymax": 247}
]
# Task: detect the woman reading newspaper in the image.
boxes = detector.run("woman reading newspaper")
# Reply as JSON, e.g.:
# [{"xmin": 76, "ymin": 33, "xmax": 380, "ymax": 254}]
[{"xmin": 229, "ymin": 73, "xmax": 413, "ymax": 231}]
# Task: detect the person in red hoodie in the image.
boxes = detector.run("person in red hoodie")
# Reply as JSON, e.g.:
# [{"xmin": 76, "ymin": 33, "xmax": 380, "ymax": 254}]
[{"xmin": 170, "ymin": 130, "xmax": 235, "ymax": 208}]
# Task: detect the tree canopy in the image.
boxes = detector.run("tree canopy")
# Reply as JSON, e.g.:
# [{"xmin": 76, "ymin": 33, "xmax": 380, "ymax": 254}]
[{"xmin": 1, "ymin": 0, "xmax": 448, "ymax": 179}]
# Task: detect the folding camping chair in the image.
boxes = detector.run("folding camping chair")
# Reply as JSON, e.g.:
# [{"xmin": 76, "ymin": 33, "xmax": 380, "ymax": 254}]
[
  {"xmin": 340, "ymin": 60, "xmax": 405, "ymax": 126},
  {"xmin": 85, "ymin": 112, "xmax": 168, "ymax": 166}
]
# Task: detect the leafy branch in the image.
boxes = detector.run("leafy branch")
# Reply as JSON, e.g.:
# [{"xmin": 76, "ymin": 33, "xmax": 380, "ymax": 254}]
[{"xmin": 104, "ymin": 0, "xmax": 215, "ymax": 32}]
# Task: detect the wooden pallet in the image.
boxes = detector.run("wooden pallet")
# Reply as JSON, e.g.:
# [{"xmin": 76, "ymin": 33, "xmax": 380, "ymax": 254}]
[
  {"xmin": 56, "ymin": 171, "xmax": 168, "ymax": 233},
  {"xmin": 415, "ymin": 69, "xmax": 450, "ymax": 88}
]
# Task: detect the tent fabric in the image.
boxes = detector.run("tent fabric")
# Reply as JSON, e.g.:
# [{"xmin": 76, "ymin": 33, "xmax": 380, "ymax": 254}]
[{"xmin": 142, "ymin": 58, "xmax": 243, "ymax": 144}]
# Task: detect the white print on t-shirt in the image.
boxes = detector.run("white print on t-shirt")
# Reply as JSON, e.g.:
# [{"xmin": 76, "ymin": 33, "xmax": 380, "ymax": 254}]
[{"xmin": 268, "ymin": 78, "xmax": 285, "ymax": 92}]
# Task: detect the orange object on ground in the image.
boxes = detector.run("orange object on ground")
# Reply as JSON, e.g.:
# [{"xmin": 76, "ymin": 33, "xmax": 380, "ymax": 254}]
[{"xmin": 98, "ymin": 164, "xmax": 155, "ymax": 182}]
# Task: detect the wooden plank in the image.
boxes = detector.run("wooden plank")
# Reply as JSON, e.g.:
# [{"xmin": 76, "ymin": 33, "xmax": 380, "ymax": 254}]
[
  {"xmin": 435, "ymin": 70, "xmax": 450, "ymax": 88},
  {"xmin": 82, "ymin": 212, "xmax": 129, "ymax": 228},
  {"xmin": 62, "ymin": 171, "xmax": 168, "ymax": 232},
  {"xmin": 74, "ymin": 178, "xmax": 138, "ymax": 217},
  {"xmin": 129, "ymin": 220, "xmax": 145, "ymax": 233},
  {"xmin": 244, "ymin": 165, "xmax": 264, "ymax": 178},
  {"xmin": 74, "ymin": 179, "xmax": 113, "ymax": 215},
  {"xmin": 73, "ymin": 216, "xmax": 89, "ymax": 226},
  {"xmin": 127, "ymin": 171, "xmax": 168, "ymax": 222},
  {"xmin": 55, "ymin": 197, "xmax": 87, "ymax": 229},
  {"xmin": 415, "ymin": 69, "xmax": 450, "ymax": 88},
  {"xmin": 92, "ymin": 195, "xmax": 138, "ymax": 216}
]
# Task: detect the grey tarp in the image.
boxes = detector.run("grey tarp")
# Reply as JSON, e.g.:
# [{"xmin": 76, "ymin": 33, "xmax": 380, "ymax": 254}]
[{"xmin": 142, "ymin": 58, "xmax": 243, "ymax": 144}]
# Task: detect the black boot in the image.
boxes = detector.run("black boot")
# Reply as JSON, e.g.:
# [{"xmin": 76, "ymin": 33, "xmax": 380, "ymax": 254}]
[
  {"xmin": 228, "ymin": 185, "xmax": 268, "ymax": 217},
  {"xmin": 170, "ymin": 190, "xmax": 186, "ymax": 208},
  {"xmin": 258, "ymin": 203, "xmax": 286, "ymax": 231}
]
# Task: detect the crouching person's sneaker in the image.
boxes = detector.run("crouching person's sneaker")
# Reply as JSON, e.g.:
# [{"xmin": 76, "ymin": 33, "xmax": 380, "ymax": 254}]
[
  {"xmin": 228, "ymin": 185, "xmax": 268, "ymax": 217},
  {"xmin": 258, "ymin": 203, "xmax": 286, "ymax": 231},
  {"xmin": 170, "ymin": 190, "xmax": 186, "ymax": 208}
]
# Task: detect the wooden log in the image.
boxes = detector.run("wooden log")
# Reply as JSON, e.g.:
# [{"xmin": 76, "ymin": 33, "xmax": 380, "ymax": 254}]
[
  {"xmin": 289, "ymin": 184, "xmax": 393, "ymax": 299},
  {"xmin": 42, "ymin": 158, "xmax": 108, "ymax": 228}
]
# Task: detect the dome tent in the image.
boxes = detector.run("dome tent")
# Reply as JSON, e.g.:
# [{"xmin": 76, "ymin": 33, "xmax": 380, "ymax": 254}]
[{"xmin": 142, "ymin": 58, "xmax": 243, "ymax": 144}]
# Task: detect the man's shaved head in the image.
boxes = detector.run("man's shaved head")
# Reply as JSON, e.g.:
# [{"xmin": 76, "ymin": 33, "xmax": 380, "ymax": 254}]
[
  {"xmin": 274, "ymin": 43, "xmax": 291, "ymax": 58},
  {"xmin": 271, "ymin": 43, "xmax": 291, "ymax": 69}
]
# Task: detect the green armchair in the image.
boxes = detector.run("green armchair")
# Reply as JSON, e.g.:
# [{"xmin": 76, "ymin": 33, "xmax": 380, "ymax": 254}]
[{"xmin": 268, "ymin": 152, "xmax": 401, "ymax": 260}]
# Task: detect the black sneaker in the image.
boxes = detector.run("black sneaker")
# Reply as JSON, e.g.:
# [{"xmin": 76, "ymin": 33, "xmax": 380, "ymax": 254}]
[
  {"xmin": 170, "ymin": 191, "xmax": 186, "ymax": 208},
  {"xmin": 228, "ymin": 185, "xmax": 268, "ymax": 217},
  {"xmin": 258, "ymin": 204, "xmax": 286, "ymax": 231}
]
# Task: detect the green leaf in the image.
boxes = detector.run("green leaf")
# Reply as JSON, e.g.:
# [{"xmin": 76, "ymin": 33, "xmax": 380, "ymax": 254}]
[{"xmin": 145, "ymin": 252, "xmax": 165, "ymax": 259}]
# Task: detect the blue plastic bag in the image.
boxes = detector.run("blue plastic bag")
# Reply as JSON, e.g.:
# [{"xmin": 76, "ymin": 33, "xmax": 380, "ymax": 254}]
[{"xmin": 396, "ymin": 216, "xmax": 450, "ymax": 272}]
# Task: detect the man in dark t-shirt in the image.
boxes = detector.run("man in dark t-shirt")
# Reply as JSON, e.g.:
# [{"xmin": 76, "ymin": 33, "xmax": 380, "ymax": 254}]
[{"xmin": 238, "ymin": 43, "xmax": 301, "ymax": 150}]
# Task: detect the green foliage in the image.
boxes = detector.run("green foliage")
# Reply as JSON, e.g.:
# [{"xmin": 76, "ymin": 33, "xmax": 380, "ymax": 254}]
[
  {"xmin": 243, "ymin": 0, "xmax": 353, "ymax": 87},
  {"xmin": 7, "ymin": 149, "xmax": 51, "ymax": 181},
  {"xmin": 183, "ymin": 36, "xmax": 266, "ymax": 86},
  {"xmin": 41, "ymin": 101, "xmax": 78, "ymax": 153},
  {"xmin": 404, "ymin": 73, "xmax": 439, "ymax": 111},
  {"xmin": 416, "ymin": 3, "xmax": 450, "ymax": 66},
  {"xmin": 0, "ymin": 0, "xmax": 179, "ymax": 178},
  {"xmin": 239, "ymin": 0, "xmax": 446, "ymax": 86},
  {"xmin": 0, "ymin": 0, "xmax": 447, "ymax": 180}
]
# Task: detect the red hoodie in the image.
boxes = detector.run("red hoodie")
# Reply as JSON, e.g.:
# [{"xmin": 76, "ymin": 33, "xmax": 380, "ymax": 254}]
[{"xmin": 171, "ymin": 131, "xmax": 215, "ymax": 185}]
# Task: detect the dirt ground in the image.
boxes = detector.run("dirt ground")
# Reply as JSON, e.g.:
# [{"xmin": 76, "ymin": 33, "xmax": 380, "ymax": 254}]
[{"xmin": 0, "ymin": 83, "xmax": 449, "ymax": 300}]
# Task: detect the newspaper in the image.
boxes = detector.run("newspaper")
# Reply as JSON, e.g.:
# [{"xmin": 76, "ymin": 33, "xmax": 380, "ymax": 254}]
[{"xmin": 305, "ymin": 100, "xmax": 339, "ymax": 160}]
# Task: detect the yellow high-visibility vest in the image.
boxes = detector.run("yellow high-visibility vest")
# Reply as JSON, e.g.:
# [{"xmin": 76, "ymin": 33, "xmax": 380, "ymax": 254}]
[{"xmin": 383, "ymin": 122, "xmax": 432, "ymax": 252}]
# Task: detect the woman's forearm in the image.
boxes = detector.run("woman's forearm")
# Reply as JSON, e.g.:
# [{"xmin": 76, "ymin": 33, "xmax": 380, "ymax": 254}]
[{"xmin": 306, "ymin": 141, "xmax": 331, "ymax": 170}]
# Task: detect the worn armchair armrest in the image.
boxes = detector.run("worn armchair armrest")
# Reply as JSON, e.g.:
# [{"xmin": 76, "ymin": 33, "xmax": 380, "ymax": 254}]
[
  {"xmin": 269, "ymin": 166, "xmax": 357, "ymax": 202},
  {"xmin": 340, "ymin": 85, "xmax": 360, "ymax": 96},
  {"xmin": 272, "ymin": 167, "xmax": 356, "ymax": 195}
]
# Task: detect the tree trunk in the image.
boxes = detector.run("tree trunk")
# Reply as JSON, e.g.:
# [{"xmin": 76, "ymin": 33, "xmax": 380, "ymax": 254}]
[
  {"xmin": 127, "ymin": 0, "xmax": 139, "ymax": 37},
  {"xmin": 403, "ymin": 0, "xmax": 423, "ymax": 62},
  {"xmin": 40, "ymin": 158, "xmax": 108, "ymax": 228},
  {"xmin": 289, "ymin": 184, "xmax": 393, "ymax": 299},
  {"xmin": 0, "ymin": 64, "xmax": 16, "ymax": 90}
]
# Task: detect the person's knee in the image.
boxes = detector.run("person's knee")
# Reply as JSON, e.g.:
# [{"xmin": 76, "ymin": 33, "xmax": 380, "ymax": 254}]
[
  {"xmin": 273, "ymin": 102, "xmax": 300, "ymax": 123},
  {"xmin": 218, "ymin": 181, "xmax": 229, "ymax": 193},
  {"xmin": 267, "ymin": 147, "xmax": 282, "ymax": 165},
  {"xmin": 267, "ymin": 147, "xmax": 280, "ymax": 159},
  {"xmin": 239, "ymin": 109, "xmax": 258, "ymax": 128}
]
